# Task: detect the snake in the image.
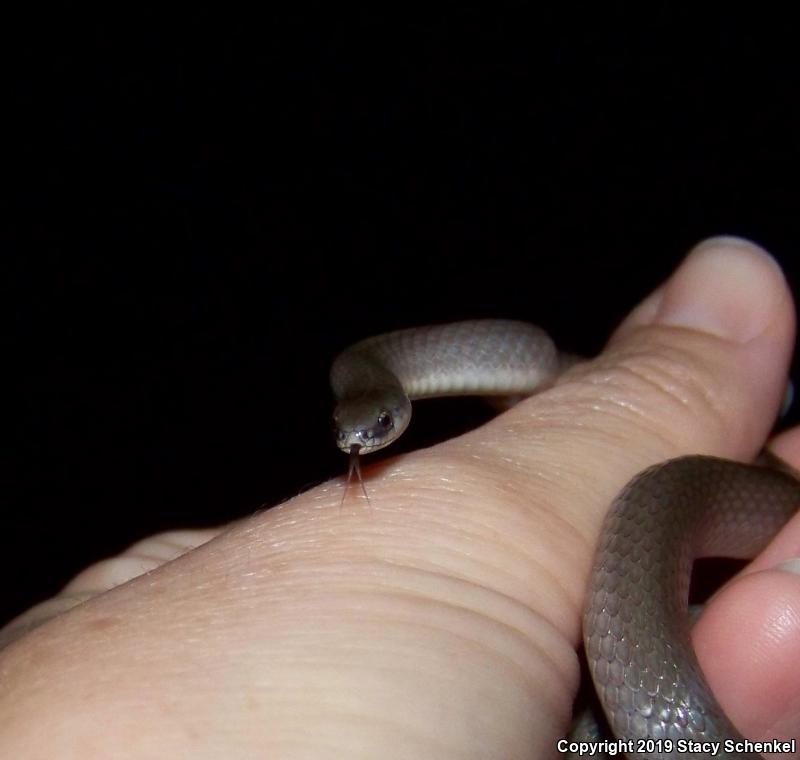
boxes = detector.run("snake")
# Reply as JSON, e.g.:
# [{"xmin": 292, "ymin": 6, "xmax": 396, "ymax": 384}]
[{"xmin": 330, "ymin": 319, "xmax": 800, "ymax": 759}]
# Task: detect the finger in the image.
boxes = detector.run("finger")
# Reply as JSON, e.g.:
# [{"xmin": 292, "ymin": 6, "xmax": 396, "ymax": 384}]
[
  {"xmin": 693, "ymin": 543, "xmax": 800, "ymax": 744},
  {"xmin": 450, "ymin": 235, "xmax": 795, "ymax": 637},
  {"xmin": 63, "ymin": 528, "xmax": 223, "ymax": 594},
  {"xmin": 692, "ymin": 425, "xmax": 800, "ymax": 743},
  {"xmin": 0, "ymin": 528, "xmax": 221, "ymax": 647},
  {"xmin": 427, "ymin": 235, "xmax": 795, "ymax": 744}
]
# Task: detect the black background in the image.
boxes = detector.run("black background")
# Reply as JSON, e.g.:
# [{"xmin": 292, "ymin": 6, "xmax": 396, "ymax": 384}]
[{"xmin": 6, "ymin": 7, "xmax": 800, "ymax": 626}]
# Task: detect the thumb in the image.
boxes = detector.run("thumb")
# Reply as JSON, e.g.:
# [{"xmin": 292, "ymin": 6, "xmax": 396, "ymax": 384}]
[
  {"xmin": 430, "ymin": 234, "xmax": 796, "ymax": 747},
  {"xmin": 589, "ymin": 236, "xmax": 800, "ymax": 743}
]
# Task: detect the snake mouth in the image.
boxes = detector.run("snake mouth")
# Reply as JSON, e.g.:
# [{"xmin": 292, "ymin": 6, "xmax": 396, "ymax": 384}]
[{"xmin": 334, "ymin": 429, "xmax": 388, "ymax": 454}]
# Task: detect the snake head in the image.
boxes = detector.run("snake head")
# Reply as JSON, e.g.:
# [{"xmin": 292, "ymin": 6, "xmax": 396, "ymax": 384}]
[{"xmin": 332, "ymin": 388, "xmax": 412, "ymax": 455}]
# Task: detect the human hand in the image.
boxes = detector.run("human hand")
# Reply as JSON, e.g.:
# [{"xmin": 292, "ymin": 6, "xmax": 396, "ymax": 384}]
[{"xmin": 2, "ymin": 237, "xmax": 798, "ymax": 759}]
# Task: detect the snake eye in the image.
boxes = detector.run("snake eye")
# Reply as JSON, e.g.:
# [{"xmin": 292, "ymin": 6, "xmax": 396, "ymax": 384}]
[{"xmin": 377, "ymin": 411, "xmax": 393, "ymax": 429}]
